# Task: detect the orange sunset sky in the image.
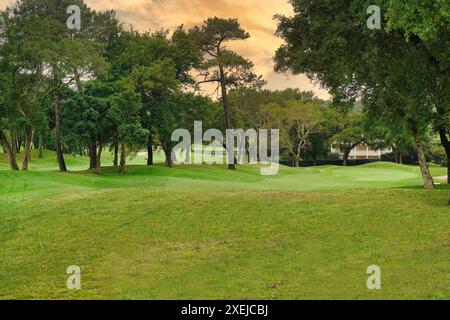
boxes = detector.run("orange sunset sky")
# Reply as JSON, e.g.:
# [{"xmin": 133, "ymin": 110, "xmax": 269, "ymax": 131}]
[{"xmin": 0, "ymin": 0, "xmax": 330, "ymax": 99}]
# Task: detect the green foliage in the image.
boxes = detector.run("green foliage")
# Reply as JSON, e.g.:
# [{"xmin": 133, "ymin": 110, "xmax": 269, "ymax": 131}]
[
  {"xmin": 191, "ymin": 17, "xmax": 265, "ymax": 90},
  {"xmin": 260, "ymin": 100, "xmax": 323, "ymax": 165},
  {"xmin": 228, "ymin": 87, "xmax": 316, "ymax": 129},
  {"xmin": 0, "ymin": 0, "xmax": 113, "ymax": 171},
  {"xmin": 385, "ymin": 0, "xmax": 449, "ymax": 68},
  {"xmin": 364, "ymin": 114, "xmax": 415, "ymax": 161},
  {"xmin": 152, "ymin": 92, "xmax": 218, "ymax": 166},
  {"xmin": 0, "ymin": 73, "xmax": 15, "ymax": 130},
  {"xmin": 108, "ymin": 90, "xmax": 148, "ymax": 152},
  {"xmin": 275, "ymin": 0, "xmax": 448, "ymax": 182},
  {"xmin": 62, "ymin": 81, "xmax": 114, "ymax": 154},
  {"xmin": 330, "ymin": 111, "xmax": 365, "ymax": 159},
  {"xmin": 62, "ymin": 81, "xmax": 148, "ymax": 161},
  {"xmin": 118, "ymin": 58, "xmax": 179, "ymax": 95},
  {"xmin": 110, "ymin": 28, "xmax": 202, "ymax": 164},
  {"xmin": 430, "ymin": 145, "xmax": 447, "ymax": 166}
]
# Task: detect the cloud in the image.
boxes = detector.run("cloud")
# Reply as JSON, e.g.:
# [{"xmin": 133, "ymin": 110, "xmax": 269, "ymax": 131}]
[{"xmin": 0, "ymin": 0, "xmax": 330, "ymax": 99}]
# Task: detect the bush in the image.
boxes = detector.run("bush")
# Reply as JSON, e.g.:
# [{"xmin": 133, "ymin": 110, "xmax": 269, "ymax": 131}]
[
  {"xmin": 430, "ymin": 147, "xmax": 447, "ymax": 167},
  {"xmin": 381, "ymin": 152, "xmax": 396, "ymax": 162},
  {"xmin": 327, "ymin": 152, "xmax": 341, "ymax": 160}
]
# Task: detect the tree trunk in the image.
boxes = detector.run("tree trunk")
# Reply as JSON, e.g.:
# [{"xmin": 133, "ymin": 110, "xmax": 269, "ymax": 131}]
[
  {"xmin": 138, "ymin": 79, "xmax": 153, "ymax": 167},
  {"xmin": 119, "ymin": 143, "xmax": 127, "ymax": 174},
  {"xmin": 219, "ymin": 65, "xmax": 235, "ymax": 170},
  {"xmin": 22, "ymin": 125, "xmax": 34, "ymax": 171},
  {"xmin": 38, "ymin": 133, "xmax": 44, "ymax": 158},
  {"xmin": 163, "ymin": 146, "xmax": 173, "ymax": 168},
  {"xmin": 412, "ymin": 133, "xmax": 434, "ymax": 189},
  {"xmin": 54, "ymin": 94, "xmax": 67, "ymax": 172},
  {"xmin": 447, "ymin": 157, "xmax": 450, "ymax": 186},
  {"xmin": 113, "ymin": 142, "xmax": 119, "ymax": 167},
  {"xmin": 393, "ymin": 151, "xmax": 399, "ymax": 164},
  {"xmin": 147, "ymin": 137, "xmax": 154, "ymax": 166},
  {"xmin": 290, "ymin": 153, "xmax": 300, "ymax": 167},
  {"xmin": 17, "ymin": 135, "xmax": 22, "ymax": 153},
  {"xmin": 438, "ymin": 128, "xmax": 450, "ymax": 184},
  {"xmin": 89, "ymin": 140, "xmax": 97, "ymax": 170},
  {"xmin": 0, "ymin": 130, "xmax": 19, "ymax": 171},
  {"xmin": 343, "ymin": 150, "xmax": 350, "ymax": 166},
  {"xmin": 17, "ymin": 136, "xmax": 21, "ymax": 153},
  {"xmin": 11, "ymin": 133, "xmax": 17, "ymax": 155},
  {"xmin": 95, "ymin": 144, "xmax": 103, "ymax": 174}
]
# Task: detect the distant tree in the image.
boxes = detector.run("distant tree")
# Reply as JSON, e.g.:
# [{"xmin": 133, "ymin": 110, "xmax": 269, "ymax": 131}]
[
  {"xmin": 153, "ymin": 94, "xmax": 186, "ymax": 168},
  {"xmin": 260, "ymin": 100, "xmax": 322, "ymax": 167},
  {"xmin": 154, "ymin": 93, "xmax": 217, "ymax": 167},
  {"xmin": 303, "ymin": 132, "xmax": 331, "ymax": 165},
  {"xmin": 191, "ymin": 17, "xmax": 265, "ymax": 169},
  {"xmin": 301, "ymin": 104, "xmax": 343, "ymax": 165},
  {"xmin": 228, "ymin": 87, "xmax": 316, "ymax": 129},
  {"xmin": 106, "ymin": 91, "xmax": 148, "ymax": 174},
  {"xmin": 228, "ymin": 87, "xmax": 322, "ymax": 164},
  {"xmin": 330, "ymin": 112, "xmax": 365, "ymax": 166},
  {"xmin": 365, "ymin": 116, "xmax": 415, "ymax": 165}
]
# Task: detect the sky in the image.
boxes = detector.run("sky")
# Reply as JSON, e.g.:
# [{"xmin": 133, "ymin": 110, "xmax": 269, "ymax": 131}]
[{"xmin": 0, "ymin": 0, "xmax": 330, "ymax": 99}]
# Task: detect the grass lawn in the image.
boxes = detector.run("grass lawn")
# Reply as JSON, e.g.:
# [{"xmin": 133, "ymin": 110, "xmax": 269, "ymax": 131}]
[{"xmin": 0, "ymin": 150, "xmax": 449, "ymax": 300}]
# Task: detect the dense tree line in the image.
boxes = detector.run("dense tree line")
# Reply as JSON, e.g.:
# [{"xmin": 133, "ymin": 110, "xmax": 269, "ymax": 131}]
[
  {"xmin": 0, "ymin": 1, "xmax": 263, "ymax": 173},
  {"xmin": 0, "ymin": 0, "xmax": 447, "ymax": 194},
  {"xmin": 227, "ymin": 87, "xmax": 436, "ymax": 168}
]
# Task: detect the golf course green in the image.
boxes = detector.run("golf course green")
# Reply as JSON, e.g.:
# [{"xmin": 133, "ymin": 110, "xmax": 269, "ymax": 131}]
[{"xmin": 0, "ymin": 151, "xmax": 448, "ymax": 299}]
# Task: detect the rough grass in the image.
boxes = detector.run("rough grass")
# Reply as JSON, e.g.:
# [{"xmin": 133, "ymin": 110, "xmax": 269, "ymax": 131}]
[{"xmin": 0, "ymin": 150, "xmax": 449, "ymax": 300}]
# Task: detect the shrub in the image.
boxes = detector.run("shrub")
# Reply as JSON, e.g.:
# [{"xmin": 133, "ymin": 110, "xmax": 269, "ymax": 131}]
[
  {"xmin": 430, "ymin": 147, "xmax": 447, "ymax": 167},
  {"xmin": 327, "ymin": 152, "xmax": 341, "ymax": 160}
]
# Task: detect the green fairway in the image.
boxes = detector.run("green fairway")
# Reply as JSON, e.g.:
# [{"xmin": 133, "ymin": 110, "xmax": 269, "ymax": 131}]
[{"xmin": 0, "ymin": 151, "xmax": 449, "ymax": 300}]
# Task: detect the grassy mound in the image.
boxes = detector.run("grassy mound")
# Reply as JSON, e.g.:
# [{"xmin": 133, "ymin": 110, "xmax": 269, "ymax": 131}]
[{"xmin": 0, "ymin": 151, "xmax": 448, "ymax": 299}]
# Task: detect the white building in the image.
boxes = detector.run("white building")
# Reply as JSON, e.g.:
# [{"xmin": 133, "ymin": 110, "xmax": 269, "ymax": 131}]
[{"xmin": 331, "ymin": 143, "xmax": 392, "ymax": 160}]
